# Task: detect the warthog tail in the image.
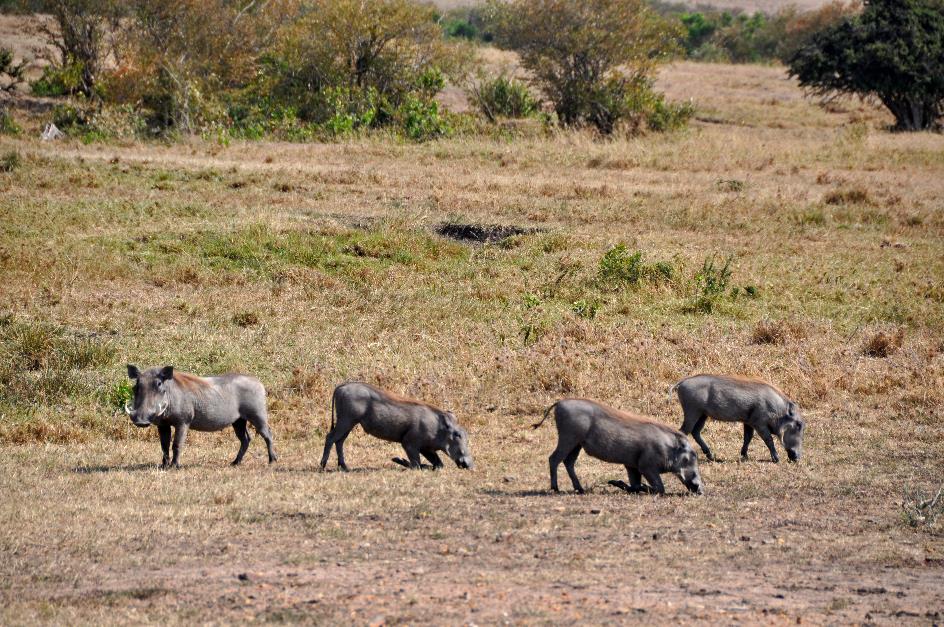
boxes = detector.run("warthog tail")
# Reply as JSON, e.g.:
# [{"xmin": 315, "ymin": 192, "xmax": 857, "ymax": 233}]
[
  {"xmin": 532, "ymin": 403, "xmax": 557, "ymax": 429},
  {"xmin": 330, "ymin": 386, "xmax": 338, "ymax": 432},
  {"xmin": 667, "ymin": 382, "xmax": 679, "ymax": 400}
]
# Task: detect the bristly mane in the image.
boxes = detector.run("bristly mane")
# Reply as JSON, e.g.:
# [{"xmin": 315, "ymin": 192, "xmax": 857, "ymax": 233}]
[
  {"xmin": 707, "ymin": 374, "xmax": 787, "ymax": 397},
  {"xmin": 173, "ymin": 371, "xmax": 211, "ymax": 392},
  {"xmin": 371, "ymin": 384, "xmax": 445, "ymax": 412}
]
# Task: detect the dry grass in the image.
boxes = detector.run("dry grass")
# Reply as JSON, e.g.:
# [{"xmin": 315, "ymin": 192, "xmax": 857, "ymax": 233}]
[{"xmin": 1, "ymin": 61, "xmax": 943, "ymax": 623}]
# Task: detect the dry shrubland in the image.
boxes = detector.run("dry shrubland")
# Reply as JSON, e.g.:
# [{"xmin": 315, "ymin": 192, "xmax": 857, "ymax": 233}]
[{"xmin": 0, "ymin": 61, "xmax": 943, "ymax": 623}]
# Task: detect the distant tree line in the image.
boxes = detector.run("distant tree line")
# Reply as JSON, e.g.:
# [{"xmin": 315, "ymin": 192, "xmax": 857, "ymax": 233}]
[{"xmin": 1, "ymin": 0, "xmax": 941, "ymax": 138}]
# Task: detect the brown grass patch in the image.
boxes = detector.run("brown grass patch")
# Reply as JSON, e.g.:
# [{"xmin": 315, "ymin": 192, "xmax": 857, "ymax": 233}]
[{"xmin": 862, "ymin": 328, "xmax": 905, "ymax": 358}]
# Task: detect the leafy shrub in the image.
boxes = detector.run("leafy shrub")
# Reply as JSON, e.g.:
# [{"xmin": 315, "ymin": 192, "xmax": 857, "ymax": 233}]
[
  {"xmin": 489, "ymin": 0, "xmax": 682, "ymax": 135},
  {"xmin": 468, "ymin": 72, "xmax": 538, "ymax": 122},
  {"xmin": 598, "ymin": 244, "xmax": 674, "ymax": 288},
  {"xmin": 789, "ymin": 0, "xmax": 944, "ymax": 131},
  {"xmin": 687, "ymin": 255, "xmax": 733, "ymax": 314},
  {"xmin": 31, "ymin": 61, "xmax": 85, "ymax": 97}
]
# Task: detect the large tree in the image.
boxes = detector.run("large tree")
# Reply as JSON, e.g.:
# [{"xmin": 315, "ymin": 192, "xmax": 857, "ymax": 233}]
[{"xmin": 788, "ymin": 0, "xmax": 944, "ymax": 131}]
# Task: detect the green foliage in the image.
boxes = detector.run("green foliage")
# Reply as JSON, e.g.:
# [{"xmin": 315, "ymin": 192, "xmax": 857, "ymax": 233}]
[
  {"xmin": 468, "ymin": 72, "xmax": 538, "ymax": 122},
  {"xmin": 598, "ymin": 244, "xmax": 674, "ymax": 288},
  {"xmin": 654, "ymin": 1, "xmax": 857, "ymax": 64},
  {"xmin": 489, "ymin": 0, "xmax": 682, "ymax": 135},
  {"xmin": 104, "ymin": 378, "xmax": 133, "ymax": 412},
  {"xmin": 441, "ymin": 7, "xmax": 493, "ymax": 41},
  {"xmin": 789, "ymin": 0, "xmax": 944, "ymax": 130},
  {"xmin": 685, "ymin": 255, "xmax": 757, "ymax": 314},
  {"xmin": 31, "ymin": 60, "xmax": 85, "ymax": 97}
]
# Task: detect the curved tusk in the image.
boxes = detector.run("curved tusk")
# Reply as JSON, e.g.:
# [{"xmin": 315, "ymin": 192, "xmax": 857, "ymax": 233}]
[
  {"xmin": 156, "ymin": 401, "xmax": 168, "ymax": 417},
  {"xmin": 124, "ymin": 402, "xmax": 132, "ymax": 415}
]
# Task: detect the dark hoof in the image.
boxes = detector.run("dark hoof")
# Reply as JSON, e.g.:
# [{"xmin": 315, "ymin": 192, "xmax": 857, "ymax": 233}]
[
  {"xmin": 268, "ymin": 455, "xmax": 278, "ymax": 464},
  {"xmin": 391, "ymin": 457, "xmax": 411, "ymax": 468},
  {"xmin": 231, "ymin": 460, "xmax": 241, "ymax": 466},
  {"xmin": 339, "ymin": 464, "xmax": 350, "ymax": 472}
]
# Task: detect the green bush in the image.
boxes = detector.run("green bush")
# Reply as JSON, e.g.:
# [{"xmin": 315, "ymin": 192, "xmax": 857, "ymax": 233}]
[
  {"xmin": 489, "ymin": 0, "xmax": 682, "ymax": 135},
  {"xmin": 31, "ymin": 61, "xmax": 86, "ymax": 97},
  {"xmin": 468, "ymin": 72, "xmax": 538, "ymax": 122},
  {"xmin": 598, "ymin": 244, "xmax": 674, "ymax": 288}
]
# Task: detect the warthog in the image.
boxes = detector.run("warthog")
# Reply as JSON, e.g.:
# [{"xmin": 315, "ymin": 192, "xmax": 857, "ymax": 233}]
[
  {"xmin": 671, "ymin": 374, "xmax": 805, "ymax": 463},
  {"xmin": 533, "ymin": 399, "xmax": 704, "ymax": 495},
  {"xmin": 125, "ymin": 365, "xmax": 277, "ymax": 468},
  {"xmin": 320, "ymin": 382, "xmax": 473, "ymax": 471}
]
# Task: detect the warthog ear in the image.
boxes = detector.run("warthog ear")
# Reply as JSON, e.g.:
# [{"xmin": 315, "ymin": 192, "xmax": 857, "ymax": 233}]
[
  {"xmin": 159, "ymin": 365, "xmax": 174, "ymax": 381},
  {"xmin": 787, "ymin": 401, "xmax": 799, "ymax": 417},
  {"xmin": 127, "ymin": 364, "xmax": 139, "ymax": 379}
]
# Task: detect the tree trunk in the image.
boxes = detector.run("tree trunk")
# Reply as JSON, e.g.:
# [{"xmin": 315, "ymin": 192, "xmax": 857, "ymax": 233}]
[{"xmin": 882, "ymin": 96, "xmax": 942, "ymax": 131}]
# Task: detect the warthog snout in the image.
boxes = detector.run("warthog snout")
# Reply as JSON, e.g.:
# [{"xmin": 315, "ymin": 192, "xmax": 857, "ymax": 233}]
[{"xmin": 456, "ymin": 455, "xmax": 474, "ymax": 470}]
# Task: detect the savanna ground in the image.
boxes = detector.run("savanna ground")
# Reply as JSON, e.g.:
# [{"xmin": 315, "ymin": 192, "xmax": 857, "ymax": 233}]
[{"xmin": 1, "ymin": 60, "xmax": 943, "ymax": 624}]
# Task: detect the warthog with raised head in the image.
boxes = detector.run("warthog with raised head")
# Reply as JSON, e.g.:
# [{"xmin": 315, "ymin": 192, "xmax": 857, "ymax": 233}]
[
  {"xmin": 533, "ymin": 399, "xmax": 704, "ymax": 495},
  {"xmin": 321, "ymin": 382, "xmax": 473, "ymax": 471},
  {"xmin": 125, "ymin": 365, "xmax": 277, "ymax": 468},
  {"xmin": 671, "ymin": 374, "xmax": 805, "ymax": 463}
]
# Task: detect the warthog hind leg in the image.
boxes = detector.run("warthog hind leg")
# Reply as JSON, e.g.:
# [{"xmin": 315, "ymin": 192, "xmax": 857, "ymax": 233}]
[
  {"xmin": 690, "ymin": 414, "xmax": 715, "ymax": 462},
  {"xmin": 232, "ymin": 418, "xmax": 251, "ymax": 466}
]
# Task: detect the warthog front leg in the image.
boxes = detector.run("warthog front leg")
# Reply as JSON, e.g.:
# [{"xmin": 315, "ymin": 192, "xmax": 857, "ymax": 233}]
[
  {"xmin": 422, "ymin": 450, "xmax": 443, "ymax": 469},
  {"xmin": 158, "ymin": 424, "xmax": 172, "ymax": 469},
  {"xmin": 641, "ymin": 468, "xmax": 666, "ymax": 495},
  {"xmin": 391, "ymin": 457, "xmax": 434, "ymax": 470},
  {"xmin": 609, "ymin": 467, "xmax": 653, "ymax": 494},
  {"xmin": 171, "ymin": 424, "xmax": 189, "ymax": 469},
  {"xmin": 399, "ymin": 443, "xmax": 424, "ymax": 469},
  {"xmin": 740, "ymin": 423, "xmax": 755, "ymax": 459},
  {"xmin": 755, "ymin": 425, "xmax": 780, "ymax": 463}
]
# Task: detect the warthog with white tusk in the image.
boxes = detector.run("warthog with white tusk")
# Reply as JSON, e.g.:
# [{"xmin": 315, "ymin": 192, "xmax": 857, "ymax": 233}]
[
  {"xmin": 321, "ymin": 382, "xmax": 473, "ymax": 471},
  {"xmin": 125, "ymin": 365, "xmax": 277, "ymax": 468},
  {"xmin": 670, "ymin": 374, "xmax": 805, "ymax": 463},
  {"xmin": 533, "ymin": 399, "xmax": 704, "ymax": 495}
]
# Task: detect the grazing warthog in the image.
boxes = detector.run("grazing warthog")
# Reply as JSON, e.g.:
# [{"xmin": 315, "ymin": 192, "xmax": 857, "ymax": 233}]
[
  {"xmin": 533, "ymin": 399, "xmax": 704, "ymax": 495},
  {"xmin": 125, "ymin": 365, "xmax": 277, "ymax": 468},
  {"xmin": 671, "ymin": 374, "xmax": 805, "ymax": 463},
  {"xmin": 321, "ymin": 382, "xmax": 473, "ymax": 471}
]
